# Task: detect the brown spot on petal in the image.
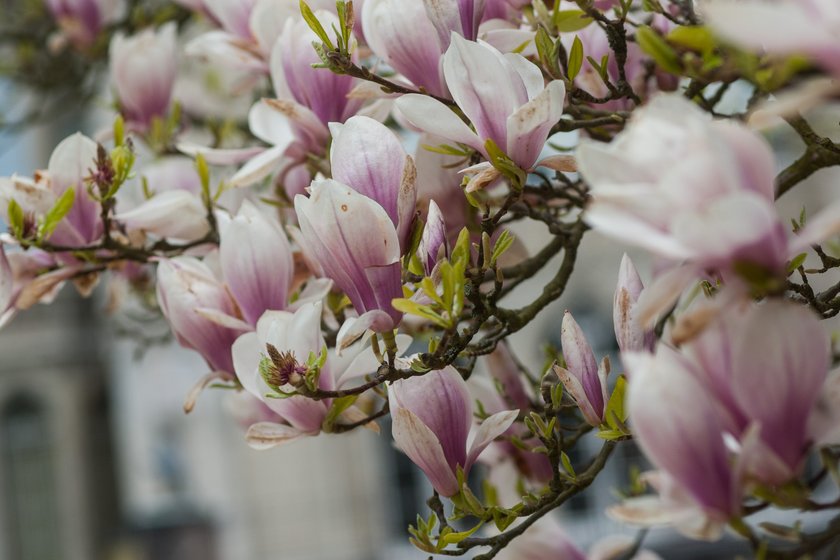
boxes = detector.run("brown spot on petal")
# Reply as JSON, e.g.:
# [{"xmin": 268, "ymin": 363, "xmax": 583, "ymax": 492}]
[{"xmin": 341, "ymin": 204, "xmax": 348, "ymax": 212}]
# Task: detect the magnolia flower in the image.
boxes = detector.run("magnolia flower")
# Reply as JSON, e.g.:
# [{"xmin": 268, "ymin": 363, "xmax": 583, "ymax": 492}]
[
  {"xmin": 0, "ymin": 246, "xmax": 14, "ymax": 329},
  {"xmin": 219, "ymin": 201, "xmax": 294, "ymax": 326},
  {"xmin": 479, "ymin": 344, "xmax": 553, "ymax": 483},
  {"xmin": 619, "ymin": 300, "xmax": 831, "ymax": 537},
  {"xmin": 232, "ymin": 302, "xmax": 333, "ymax": 446},
  {"xmin": 156, "ymin": 256, "xmax": 250, "ymax": 375},
  {"xmin": 396, "ymin": 34, "xmax": 566, "ymax": 171},
  {"xmin": 109, "ymin": 23, "xmax": 178, "ymax": 129},
  {"xmin": 46, "ymin": 0, "xmax": 125, "ymax": 48},
  {"xmin": 702, "ymin": 0, "xmax": 840, "ymax": 77},
  {"xmin": 613, "ymin": 254, "xmax": 655, "ymax": 354},
  {"xmin": 0, "ymin": 133, "xmax": 102, "ymax": 247},
  {"xmin": 553, "ymin": 311, "xmax": 609, "ymax": 426},
  {"xmin": 622, "ymin": 346, "xmax": 740, "ymax": 538},
  {"xmin": 230, "ymin": 10, "xmax": 365, "ymax": 190},
  {"xmin": 184, "ymin": 0, "xmax": 335, "ymax": 73},
  {"xmin": 295, "ymin": 179, "xmax": 404, "ymax": 334},
  {"xmin": 328, "ymin": 116, "xmax": 417, "ymax": 249},
  {"xmin": 418, "ymin": 200, "xmax": 448, "ymax": 275},
  {"xmin": 495, "ymin": 515, "xmax": 662, "ymax": 560},
  {"xmin": 389, "ymin": 365, "xmax": 518, "ymax": 496},
  {"xmin": 578, "ymin": 94, "xmax": 840, "ymax": 322},
  {"xmin": 362, "ymin": 0, "xmax": 450, "ymax": 97},
  {"xmin": 114, "ymin": 157, "xmax": 210, "ymax": 241}
]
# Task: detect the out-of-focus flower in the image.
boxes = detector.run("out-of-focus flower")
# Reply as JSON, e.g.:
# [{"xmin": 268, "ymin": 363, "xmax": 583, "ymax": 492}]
[
  {"xmin": 622, "ymin": 346, "xmax": 740, "ymax": 538},
  {"xmin": 478, "ymin": 343, "xmax": 553, "ymax": 483},
  {"xmin": 619, "ymin": 299, "xmax": 831, "ymax": 537},
  {"xmin": 0, "ymin": 133, "xmax": 103, "ymax": 247},
  {"xmin": 702, "ymin": 0, "xmax": 840, "ymax": 77},
  {"xmin": 613, "ymin": 254, "xmax": 655, "ymax": 354},
  {"xmin": 46, "ymin": 0, "xmax": 125, "ymax": 48},
  {"xmin": 483, "ymin": 0, "xmax": 529, "ymax": 22},
  {"xmin": 389, "ymin": 365, "xmax": 518, "ymax": 496},
  {"xmin": 109, "ymin": 23, "xmax": 178, "ymax": 130},
  {"xmin": 295, "ymin": 179, "xmax": 404, "ymax": 334},
  {"xmin": 397, "ymin": 34, "xmax": 565, "ymax": 171},
  {"xmin": 0, "ymin": 246, "xmax": 14, "ymax": 329},
  {"xmin": 578, "ymin": 94, "xmax": 787, "ymax": 274},
  {"xmin": 554, "ymin": 311, "xmax": 609, "ymax": 426},
  {"xmin": 578, "ymin": 94, "xmax": 840, "ymax": 322}
]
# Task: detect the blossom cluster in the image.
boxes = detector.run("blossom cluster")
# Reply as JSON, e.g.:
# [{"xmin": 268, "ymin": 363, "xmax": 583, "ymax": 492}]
[{"xmin": 2, "ymin": 0, "xmax": 840, "ymax": 557}]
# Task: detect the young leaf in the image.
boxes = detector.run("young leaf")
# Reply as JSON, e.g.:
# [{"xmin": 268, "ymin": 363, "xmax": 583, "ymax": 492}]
[
  {"xmin": 39, "ymin": 187, "xmax": 75, "ymax": 238},
  {"xmin": 636, "ymin": 26, "xmax": 682, "ymax": 74},
  {"xmin": 567, "ymin": 36, "xmax": 584, "ymax": 80},
  {"xmin": 553, "ymin": 10, "xmax": 592, "ymax": 33},
  {"xmin": 7, "ymin": 199, "xmax": 24, "ymax": 238},
  {"xmin": 299, "ymin": 0, "xmax": 335, "ymax": 50}
]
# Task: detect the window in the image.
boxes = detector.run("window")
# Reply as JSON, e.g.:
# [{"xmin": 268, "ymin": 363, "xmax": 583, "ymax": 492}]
[{"xmin": 2, "ymin": 394, "xmax": 60, "ymax": 560}]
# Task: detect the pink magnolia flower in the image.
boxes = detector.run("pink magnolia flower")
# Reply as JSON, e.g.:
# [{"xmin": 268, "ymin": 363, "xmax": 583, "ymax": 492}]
[
  {"xmin": 109, "ymin": 23, "xmax": 178, "ymax": 130},
  {"xmin": 623, "ymin": 345, "xmax": 741, "ymax": 537},
  {"xmin": 613, "ymin": 254, "xmax": 655, "ymax": 354},
  {"xmin": 0, "ymin": 246, "xmax": 14, "ymax": 328},
  {"xmin": 418, "ymin": 200, "xmax": 448, "ymax": 275},
  {"xmin": 619, "ymin": 300, "xmax": 831, "ymax": 537},
  {"xmin": 482, "ymin": 0, "xmax": 529, "ymax": 21},
  {"xmin": 363, "ymin": 0, "xmax": 488, "ymax": 97},
  {"xmin": 389, "ymin": 365, "xmax": 518, "ymax": 496},
  {"xmin": 294, "ymin": 179, "xmax": 404, "ymax": 334},
  {"xmin": 553, "ymin": 311, "xmax": 609, "ymax": 426},
  {"xmin": 0, "ymin": 133, "xmax": 103, "ymax": 247},
  {"xmin": 156, "ymin": 256, "xmax": 250, "ymax": 375},
  {"xmin": 184, "ymin": 0, "xmax": 335, "ymax": 73},
  {"xmin": 219, "ymin": 201, "xmax": 294, "ymax": 326},
  {"xmin": 479, "ymin": 344, "xmax": 553, "ymax": 483},
  {"xmin": 230, "ymin": 10, "xmax": 367, "ymax": 191},
  {"xmin": 702, "ymin": 0, "xmax": 840, "ymax": 77},
  {"xmin": 46, "ymin": 0, "xmax": 124, "ymax": 48},
  {"xmin": 396, "ymin": 34, "xmax": 566, "ymax": 171},
  {"xmin": 231, "ymin": 302, "xmax": 333, "ymax": 447},
  {"xmin": 328, "ymin": 116, "xmax": 417, "ymax": 249},
  {"xmin": 578, "ymin": 94, "xmax": 840, "ymax": 320},
  {"xmin": 114, "ymin": 157, "xmax": 209, "ymax": 242}
]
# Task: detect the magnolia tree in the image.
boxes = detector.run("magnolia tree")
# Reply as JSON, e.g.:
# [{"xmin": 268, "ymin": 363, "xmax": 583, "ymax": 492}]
[{"xmin": 3, "ymin": 0, "xmax": 840, "ymax": 557}]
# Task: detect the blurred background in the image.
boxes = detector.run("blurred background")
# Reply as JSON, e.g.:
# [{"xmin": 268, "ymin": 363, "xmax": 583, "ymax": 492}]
[{"xmin": 1, "ymin": 42, "xmax": 840, "ymax": 560}]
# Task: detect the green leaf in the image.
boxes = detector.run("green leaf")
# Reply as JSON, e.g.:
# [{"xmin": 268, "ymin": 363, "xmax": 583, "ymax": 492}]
[
  {"xmin": 113, "ymin": 115, "xmax": 125, "ymax": 147},
  {"xmin": 440, "ymin": 522, "xmax": 483, "ymax": 545},
  {"xmin": 299, "ymin": 0, "xmax": 335, "ymax": 50},
  {"xmin": 491, "ymin": 230, "xmax": 515, "ymax": 267},
  {"xmin": 7, "ymin": 199, "xmax": 24, "ymax": 238},
  {"xmin": 421, "ymin": 143, "xmax": 471, "ymax": 157},
  {"xmin": 321, "ymin": 395, "xmax": 359, "ymax": 431},
  {"xmin": 553, "ymin": 9, "xmax": 592, "ymax": 33},
  {"xmin": 636, "ymin": 25, "xmax": 682, "ymax": 75},
  {"xmin": 667, "ymin": 25, "xmax": 715, "ymax": 54},
  {"xmin": 787, "ymin": 253, "xmax": 807, "ymax": 274},
  {"xmin": 560, "ymin": 451, "xmax": 576, "ymax": 478},
  {"xmin": 567, "ymin": 35, "xmax": 584, "ymax": 80},
  {"xmin": 40, "ymin": 187, "xmax": 75, "ymax": 238},
  {"xmin": 603, "ymin": 374, "xmax": 628, "ymax": 430},
  {"xmin": 535, "ymin": 27, "xmax": 559, "ymax": 76},
  {"xmin": 195, "ymin": 153, "xmax": 211, "ymax": 205},
  {"xmin": 642, "ymin": 0, "xmax": 663, "ymax": 12}
]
